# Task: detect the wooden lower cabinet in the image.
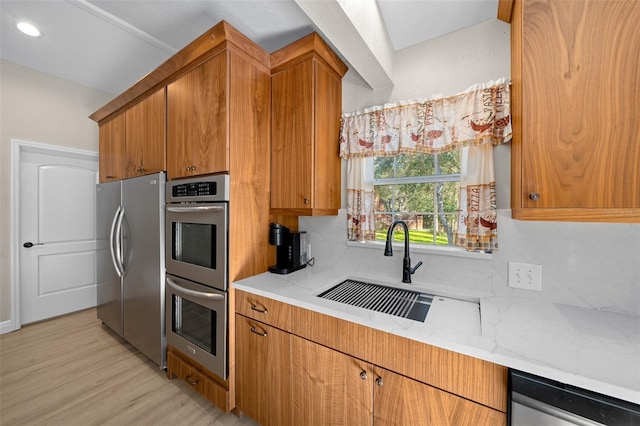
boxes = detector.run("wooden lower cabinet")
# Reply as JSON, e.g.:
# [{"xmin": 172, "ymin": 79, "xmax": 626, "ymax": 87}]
[
  {"xmin": 291, "ymin": 335, "xmax": 372, "ymax": 426},
  {"xmin": 235, "ymin": 315, "xmax": 291, "ymax": 426},
  {"xmin": 166, "ymin": 346, "xmax": 231, "ymax": 412},
  {"xmin": 291, "ymin": 336, "xmax": 505, "ymax": 426},
  {"xmin": 373, "ymin": 366, "xmax": 506, "ymax": 425},
  {"xmin": 235, "ymin": 292, "xmax": 507, "ymax": 425}
]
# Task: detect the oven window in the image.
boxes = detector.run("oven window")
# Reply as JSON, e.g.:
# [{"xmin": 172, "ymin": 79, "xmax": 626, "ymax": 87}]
[
  {"xmin": 172, "ymin": 222, "xmax": 216, "ymax": 269},
  {"xmin": 172, "ymin": 295, "xmax": 216, "ymax": 355}
]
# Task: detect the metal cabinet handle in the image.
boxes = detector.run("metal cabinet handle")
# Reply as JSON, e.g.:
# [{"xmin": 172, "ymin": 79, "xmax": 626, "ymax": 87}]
[
  {"xmin": 136, "ymin": 167, "xmax": 145, "ymax": 173},
  {"xmin": 360, "ymin": 371, "xmax": 368, "ymax": 380},
  {"xmin": 185, "ymin": 375, "xmax": 199, "ymax": 386},
  {"xmin": 529, "ymin": 192, "xmax": 540, "ymax": 201},
  {"xmin": 375, "ymin": 377, "xmax": 384, "ymax": 387},
  {"xmin": 303, "ymin": 198, "xmax": 309, "ymax": 204},
  {"xmin": 106, "ymin": 175, "xmax": 115, "ymax": 179},
  {"xmin": 250, "ymin": 325, "xmax": 267, "ymax": 337},
  {"xmin": 250, "ymin": 303, "xmax": 268, "ymax": 314},
  {"xmin": 186, "ymin": 165, "xmax": 198, "ymax": 172}
]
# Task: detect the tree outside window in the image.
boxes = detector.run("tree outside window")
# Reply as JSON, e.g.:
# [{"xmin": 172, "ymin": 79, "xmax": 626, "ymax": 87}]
[{"xmin": 374, "ymin": 151, "xmax": 461, "ymax": 246}]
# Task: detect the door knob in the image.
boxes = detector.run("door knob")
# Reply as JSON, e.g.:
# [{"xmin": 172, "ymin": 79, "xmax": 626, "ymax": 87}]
[{"xmin": 23, "ymin": 242, "xmax": 43, "ymax": 248}]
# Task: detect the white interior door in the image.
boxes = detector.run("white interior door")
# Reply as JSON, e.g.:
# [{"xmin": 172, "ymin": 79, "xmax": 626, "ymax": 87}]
[{"xmin": 19, "ymin": 144, "xmax": 99, "ymax": 325}]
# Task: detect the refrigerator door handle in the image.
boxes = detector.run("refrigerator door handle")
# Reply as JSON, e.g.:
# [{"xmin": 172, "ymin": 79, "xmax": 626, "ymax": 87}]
[
  {"xmin": 109, "ymin": 206, "xmax": 123, "ymax": 278},
  {"xmin": 114, "ymin": 207, "xmax": 126, "ymax": 276},
  {"xmin": 166, "ymin": 277, "xmax": 224, "ymax": 300}
]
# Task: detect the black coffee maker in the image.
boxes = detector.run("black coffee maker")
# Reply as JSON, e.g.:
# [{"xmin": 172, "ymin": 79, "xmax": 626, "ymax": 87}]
[{"xmin": 268, "ymin": 223, "xmax": 307, "ymax": 274}]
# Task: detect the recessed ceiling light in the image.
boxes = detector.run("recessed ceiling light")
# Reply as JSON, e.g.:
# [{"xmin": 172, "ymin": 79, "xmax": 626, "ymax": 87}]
[{"xmin": 16, "ymin": 21, "xmax": 42, "ymax": 38}]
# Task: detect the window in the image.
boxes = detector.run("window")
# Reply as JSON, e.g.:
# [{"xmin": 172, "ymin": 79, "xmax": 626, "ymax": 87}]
[{"xmin": 374, "ymin": 150, "xmax": 461, "ymax": 246}]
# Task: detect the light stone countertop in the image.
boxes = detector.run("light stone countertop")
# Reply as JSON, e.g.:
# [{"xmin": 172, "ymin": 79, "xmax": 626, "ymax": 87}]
[{"xmin": 233, "ymin": 265, "xmax": 640, "ymax": 405}]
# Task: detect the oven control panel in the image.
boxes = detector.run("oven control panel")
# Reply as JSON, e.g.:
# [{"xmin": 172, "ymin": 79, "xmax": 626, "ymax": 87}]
[
  {"xmin": 167, "ymin": 174, "xmax": 229, "ymax": 203},
  {"xmin": 172, "ymin": 181, "xmax": 217, "ymax": 198}
]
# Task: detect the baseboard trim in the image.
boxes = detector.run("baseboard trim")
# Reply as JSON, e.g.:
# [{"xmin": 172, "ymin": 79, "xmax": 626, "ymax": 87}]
[{"xmin": 0, "ymin": 319, "xmax": 17, "ymax": 335}]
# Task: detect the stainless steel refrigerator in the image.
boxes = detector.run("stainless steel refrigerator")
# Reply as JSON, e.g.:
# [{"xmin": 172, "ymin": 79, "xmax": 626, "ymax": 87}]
[{"xmin": 96, "ymin": 172, "xmax": 166, "ymax": 368}]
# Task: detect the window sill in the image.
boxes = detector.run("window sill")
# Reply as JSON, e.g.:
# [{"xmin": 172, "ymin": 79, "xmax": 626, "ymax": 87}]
[{"xmin": 346, "ymin": 240, "xmax": 493, "ymax": 260}]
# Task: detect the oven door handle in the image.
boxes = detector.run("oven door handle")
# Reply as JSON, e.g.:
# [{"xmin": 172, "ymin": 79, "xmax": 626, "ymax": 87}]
[
  {"xmin": 166, "ymin": 206, "xmax": 225, "ymax": 213},
  {"xmin": 166, "ymin": 277, "xmax": 225, "ymax": 300}
]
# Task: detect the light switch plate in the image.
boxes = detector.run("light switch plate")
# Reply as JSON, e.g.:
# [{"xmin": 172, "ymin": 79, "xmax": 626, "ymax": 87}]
[{"xmin": 508, "ymin": 262, "xmax": 542, "ymax": 291}]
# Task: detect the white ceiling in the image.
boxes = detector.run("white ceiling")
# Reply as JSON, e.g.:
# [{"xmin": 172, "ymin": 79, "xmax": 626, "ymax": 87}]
[{"xmin": 0, "ymin": 0, "xmax": 498, "ymax": 95}]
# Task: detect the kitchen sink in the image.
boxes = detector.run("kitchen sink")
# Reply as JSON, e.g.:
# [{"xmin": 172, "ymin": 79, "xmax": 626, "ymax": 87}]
[{"xmin": 317, "ymin": 278, "xmax": 433, "ymax": 322}]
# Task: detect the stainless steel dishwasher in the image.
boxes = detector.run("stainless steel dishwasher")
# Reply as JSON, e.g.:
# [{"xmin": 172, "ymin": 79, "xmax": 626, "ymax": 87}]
[{"xmin": 509, "ymin": 369, "xmax": 640, "ymax": 425}]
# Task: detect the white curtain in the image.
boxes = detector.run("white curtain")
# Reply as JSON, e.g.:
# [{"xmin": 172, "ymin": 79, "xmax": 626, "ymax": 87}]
[{"xmin": 346, "ymin": 158, "xmax": 375, "ymax": 241}]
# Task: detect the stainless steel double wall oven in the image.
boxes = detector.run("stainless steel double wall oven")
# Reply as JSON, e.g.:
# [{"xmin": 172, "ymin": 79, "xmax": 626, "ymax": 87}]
[{"xmin": 165, "ymin": 174, "xmax": 229, "ymax": 380}]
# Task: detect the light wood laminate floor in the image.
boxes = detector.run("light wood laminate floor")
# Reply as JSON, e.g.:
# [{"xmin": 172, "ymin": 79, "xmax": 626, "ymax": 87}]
[{"xmin": 0, "ymin": 308, "xmax": 258, "ymax": 426}]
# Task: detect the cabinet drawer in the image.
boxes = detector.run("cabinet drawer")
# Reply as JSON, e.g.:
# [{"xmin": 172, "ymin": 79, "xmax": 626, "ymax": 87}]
[
  {"xmin": 235, "ymin": 290, "xmax": 291, "ymax": 331},
  {"xmin": 167, "ymin": 347, "xmax": 231, "ymax": 412},
  {"xmin": 167, "ymin": 350, "xmax": 207, "ymax": 394}
]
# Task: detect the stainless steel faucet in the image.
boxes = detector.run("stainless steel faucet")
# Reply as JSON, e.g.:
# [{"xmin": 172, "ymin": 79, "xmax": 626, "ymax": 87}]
[{"xmin": 384, "ymin": 220, "xmax": 423, "ymax": 283}]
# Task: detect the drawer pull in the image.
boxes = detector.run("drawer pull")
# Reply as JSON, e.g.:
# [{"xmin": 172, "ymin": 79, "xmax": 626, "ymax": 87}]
[
  {"xmin": 250, "ymin": 303, "xmax": 268, "ymax": 314},
  {"xmin": 250, "ymin": 325, "xmax": 267, "ymax": 337},
  {"xmin": 529, "ymin": 192, "xmax": 540, "ymax": 201},
  {"xmin": 185, "ymin": 374, "xmax": 199, "ymax": 386},
  {"xmin": 186, "ymin": 165, "xmax": 198, "ymax": 172},
  {"xmin": 360, "ymin": 371, "xmax": 368, "ymax": 380},
  {"xmin": 375, "ymin": 377, "xmax": 384, "ymax": 387}
]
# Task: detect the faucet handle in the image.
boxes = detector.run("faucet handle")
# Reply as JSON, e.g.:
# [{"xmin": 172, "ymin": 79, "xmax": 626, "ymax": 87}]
[{"xmin": 410, "ymin": 261, "xmax": 423, "ymax": 274}]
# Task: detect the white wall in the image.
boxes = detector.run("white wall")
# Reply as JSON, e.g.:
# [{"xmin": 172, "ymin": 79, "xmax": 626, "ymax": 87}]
[
  {"xmin": 0, "ymin": 60, "xmax": 113, "ymax": 323},
  {"xmin": 302, "ymin": 19, "xmax": 640, "ymax": 316}
]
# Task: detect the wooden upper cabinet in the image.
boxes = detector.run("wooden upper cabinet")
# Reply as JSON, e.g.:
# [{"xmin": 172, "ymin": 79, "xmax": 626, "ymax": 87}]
[
  {"xmin": 270, "ymin": 33, "xmax": 347, "ymax": 216},
  {"xmin": 97, "ymin": 89, "xmax": 165, "ymax": 182},
  {"xmin": 98, "ymin": 112, "xmax": 126, "ymax": 182},
  {"xmin": 509, "ymin": 0, "xmax": 640, "ymax": 222},
  {"xmin": 166, "ymin": 52, "xmax": 229, "ymax": 179},
  {"xmin": 124, "ymin": 88, "xmax": 165, "ymax": 178}
]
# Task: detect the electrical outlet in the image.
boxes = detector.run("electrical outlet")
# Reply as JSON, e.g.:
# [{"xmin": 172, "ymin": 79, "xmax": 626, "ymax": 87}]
[{"xmin": 508, "ymin": 262, "xmax": 542, "ymax": 291}]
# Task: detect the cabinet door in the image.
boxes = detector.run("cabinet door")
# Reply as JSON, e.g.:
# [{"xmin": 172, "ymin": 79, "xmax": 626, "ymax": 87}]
[
  {"xmin": 373, "ymin": 366, "xmax": 505, "ymax": 426},
  {"xmin": 312, "ymin": 60, "xmax": 342, "ymax": 213},
  {"xmin": 125, "ymin": 88, "xmax": 165, "ymax": 177},
  {"xmin": 236, "ymin": 315, "xmax": 291, "ymax": 426},
  {"xmin": 271, "ymin": 60, "xmax": 313, "ymax": 211},
  {"xmin": 291, "ymin": 335, "xmax": 372, "ymax": 426},
  {"xmin": 167, "ymin": 52, "xmax": 229, "ymax": 179},
  {"xmin": 512, "ymin": 0, "xmax": 640, "ymax": 221},
  {"xmin": 98, "ymin": 112, "xmax": 126, "ymax": 182}
]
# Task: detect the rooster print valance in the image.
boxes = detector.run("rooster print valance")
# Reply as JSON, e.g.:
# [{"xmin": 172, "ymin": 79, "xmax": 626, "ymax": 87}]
[{"xmin": 339, "ymin": 79, "xmax": 512, "ymax": 159}]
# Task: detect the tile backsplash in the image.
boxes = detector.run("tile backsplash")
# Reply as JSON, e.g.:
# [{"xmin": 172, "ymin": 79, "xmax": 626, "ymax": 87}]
[{"xmin": 300, "ymin": 209, "xmax": 640, "ymax": 316}]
